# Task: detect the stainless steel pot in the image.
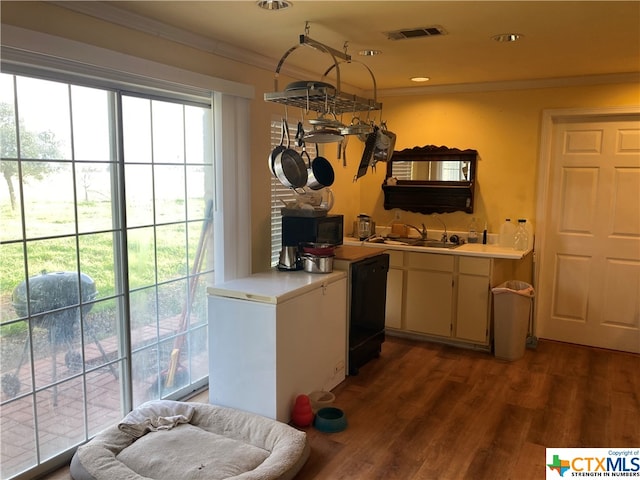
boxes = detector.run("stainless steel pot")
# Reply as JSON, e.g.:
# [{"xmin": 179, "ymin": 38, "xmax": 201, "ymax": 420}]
[
  {"xmin": 306, "ymin": 145, "xmax": 335, "ymax": 190},
  {"xmin": 301, "ymin": 253, "xmax": 334, "ymax": 273}
]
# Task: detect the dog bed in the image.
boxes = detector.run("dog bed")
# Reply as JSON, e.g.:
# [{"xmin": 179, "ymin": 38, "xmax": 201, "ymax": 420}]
[{"xmin": 70, "ymin": 400, "xmax": 309, "ymax": 480}]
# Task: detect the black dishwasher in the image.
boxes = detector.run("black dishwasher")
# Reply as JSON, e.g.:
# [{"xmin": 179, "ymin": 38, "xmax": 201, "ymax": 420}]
[{"xmin": 349, "ymin": 253, "xmax": 389, "ymax": 375}]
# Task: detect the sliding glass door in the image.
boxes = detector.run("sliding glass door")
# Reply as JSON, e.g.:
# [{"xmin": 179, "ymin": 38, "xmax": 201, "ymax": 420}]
[{"xmin": 0, "ymin": 73, "xmax": 213, "ymax": 479}]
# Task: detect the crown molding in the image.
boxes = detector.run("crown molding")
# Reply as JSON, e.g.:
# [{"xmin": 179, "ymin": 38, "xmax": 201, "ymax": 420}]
[
  {"xmin": 375, "ymin": 72, "xmax": 640, "ymax": 97},
  {"xmin": 51, "ymin": 1, "xmax": 640, "ymax": 97},
  {"xmin": 50, "ymin": 1, "xmax": 323, "ymax": 86},
  {"xmin": 1, "ymin": 24, "xmax": 255, "ymax": 99}
]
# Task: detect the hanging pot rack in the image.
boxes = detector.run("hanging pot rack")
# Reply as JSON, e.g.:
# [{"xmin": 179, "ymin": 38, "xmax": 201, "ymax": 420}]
[{"xmin": 264, "ymin": 26, "xmax": 382, "ymax": 115}]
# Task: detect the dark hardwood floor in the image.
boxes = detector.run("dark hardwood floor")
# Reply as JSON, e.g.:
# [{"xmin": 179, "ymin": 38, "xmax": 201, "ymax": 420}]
[
  {"xmin": 294, "ymin": 336, "xmax": 640, "ymax": 480},
  {"xmin": 43, "ymin": 336, "xmax": 639, "ymax": 480}
]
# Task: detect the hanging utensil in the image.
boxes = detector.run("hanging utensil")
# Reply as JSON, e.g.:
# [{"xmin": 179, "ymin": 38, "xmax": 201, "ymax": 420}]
[
  {"xmin": 342, "ymin": 135, "xmax": 349, "ymax": 168},
  {"xmin": 373, "ymin": 128, "xmax": 397, "ymax": 163},
  {"xmin": 354, "ymin": 126, "xmax": 378, "ymax": 181},
  {"xmin": 295, "ymin": 121, "xmax": 305, "ymax": 147}
]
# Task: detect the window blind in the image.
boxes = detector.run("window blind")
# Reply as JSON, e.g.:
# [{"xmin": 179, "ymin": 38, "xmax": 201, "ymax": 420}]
[{"xmin": 269, "ymin": 119, "xmax": 316, "ymax": 266}]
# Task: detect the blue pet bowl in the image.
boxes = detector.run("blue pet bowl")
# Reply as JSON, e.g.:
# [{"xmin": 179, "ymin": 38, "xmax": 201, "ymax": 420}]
[{"xmin": 314, "ymin": 407, "xmax": 347, "ymax": 433}]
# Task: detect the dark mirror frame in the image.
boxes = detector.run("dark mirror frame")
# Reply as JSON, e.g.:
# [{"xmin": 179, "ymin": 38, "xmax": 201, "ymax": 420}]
[{"xmin": 382, "ymin": 145, "xmax": 478, "ymax": 214}]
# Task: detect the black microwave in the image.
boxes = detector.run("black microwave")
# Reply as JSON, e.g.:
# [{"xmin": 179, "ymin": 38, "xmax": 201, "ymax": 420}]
[{"xmin": 282, "ymin": 214, "xmax": 344, "ymax": 246}]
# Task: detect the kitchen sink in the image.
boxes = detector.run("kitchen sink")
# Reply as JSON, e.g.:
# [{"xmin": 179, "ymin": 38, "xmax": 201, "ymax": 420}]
[
  {"xmin": 366, "ymin": 237, "xmax": 460, "ymax": 249},
  {"xmin": 409, "ymin": 240, "xmax": 460, "ymax": 249}
]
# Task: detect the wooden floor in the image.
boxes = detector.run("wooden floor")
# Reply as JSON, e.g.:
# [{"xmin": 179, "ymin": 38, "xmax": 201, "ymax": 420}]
[{"xmin": 42, "ymin": 336, "xmax": 639, "ymax": 480}]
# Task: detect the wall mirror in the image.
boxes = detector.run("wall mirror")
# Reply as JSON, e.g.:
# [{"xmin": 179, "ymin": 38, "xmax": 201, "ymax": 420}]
[{"xmin": 382, "ymin": 145, "xmax": 477, "ymax": 214}]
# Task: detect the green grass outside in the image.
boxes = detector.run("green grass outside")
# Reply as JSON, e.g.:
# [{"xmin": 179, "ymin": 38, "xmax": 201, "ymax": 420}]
[{"xmin": 0, "ymin": 196, "xmax": 210, "ymax": 334}]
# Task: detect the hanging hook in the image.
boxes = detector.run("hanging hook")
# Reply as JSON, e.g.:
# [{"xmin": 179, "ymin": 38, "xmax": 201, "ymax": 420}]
[{"xmin": 343, "ymin": 41, "xmax": 350, "ymax": 62}]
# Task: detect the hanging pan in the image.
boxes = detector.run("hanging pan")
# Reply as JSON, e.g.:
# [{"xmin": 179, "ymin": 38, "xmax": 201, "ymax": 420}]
[
  {"xmin": 268, "ymin": 118, "xmax": 286, "ymax": 176},
  {"xmin": 304, "ymin": 111, "xmax": 344, "ymax": 144},
  {"xmin": 306, "ymin": 144, "xmax": 335, "ymax": 190},
  {"xmin": 339, "ymin": 116, "xmax": 373, "ymax": 137},
  {"xmin": 305, "ymin": 127, "xmax": 344, "ymax": 144},
  {"xmin": 274, "ymin": 120, "xmax": 308, "ymax": 189}
]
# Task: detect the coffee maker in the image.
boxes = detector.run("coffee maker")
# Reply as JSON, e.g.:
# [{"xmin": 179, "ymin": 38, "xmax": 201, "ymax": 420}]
[
  {"xmin": 277, "ymin": 246, "xmax": 301, "ymax": 271},
  {"xmin": 357, "ymin": 214, "xmax": 374, "ymax": 240}
]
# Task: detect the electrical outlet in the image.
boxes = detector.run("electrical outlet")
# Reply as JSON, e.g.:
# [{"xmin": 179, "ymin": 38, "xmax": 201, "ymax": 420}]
[{"xmin": 394, "ymin": 210, "xmax": 401, "ymax": 221}]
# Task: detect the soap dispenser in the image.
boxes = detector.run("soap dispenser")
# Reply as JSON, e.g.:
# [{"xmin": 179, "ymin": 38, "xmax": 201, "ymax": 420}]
[{"xmin": 468, "ymin": 217, "xmax": 479, "ymax": 243}]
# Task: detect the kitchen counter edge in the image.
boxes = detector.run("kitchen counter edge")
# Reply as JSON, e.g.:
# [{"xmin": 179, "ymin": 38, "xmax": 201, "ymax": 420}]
[
  {"xmin": 343, "ymin": 237, "xmax": 532, "ymax": 260},
  {"xmin": 207, "ymin": 269, "xmax": 347, "ymax": 304}
]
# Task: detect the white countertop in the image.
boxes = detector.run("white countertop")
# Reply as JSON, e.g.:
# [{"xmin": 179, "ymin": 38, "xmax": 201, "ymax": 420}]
[
  {"xmin": 343, "ymin": 237, "xmax": 532, "ymax": 260},
  {"xmin": 207, "ymin": 269, "xmax": 347, "ymax": 304}
]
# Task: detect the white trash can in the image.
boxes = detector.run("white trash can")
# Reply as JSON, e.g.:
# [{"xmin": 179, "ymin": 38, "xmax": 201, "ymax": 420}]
[{"xmin": 492, "ymin": 280, "xmax": 534, "ymax": 361}]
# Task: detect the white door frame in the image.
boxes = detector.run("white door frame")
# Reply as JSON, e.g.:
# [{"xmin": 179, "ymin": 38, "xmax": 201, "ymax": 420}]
[{"xmin": 533, "ymin": 105, "xmax": 640, "ymax": 337}]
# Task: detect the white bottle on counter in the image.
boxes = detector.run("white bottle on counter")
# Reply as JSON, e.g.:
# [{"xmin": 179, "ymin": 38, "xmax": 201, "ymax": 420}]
[
  {"xmin": 513, "ymin": 219, "xmax": 529, "ymax": 251},
  {"xmin": 468, "ymin": 217, "xmax": 479, "ymax": 243},
  {"xmin": 524, "ymin": 218, "xmax": 534, "ymax": 250},
  {"xmin": 499, "ymin": 218, "xmax": 516, "ymax": 248}
]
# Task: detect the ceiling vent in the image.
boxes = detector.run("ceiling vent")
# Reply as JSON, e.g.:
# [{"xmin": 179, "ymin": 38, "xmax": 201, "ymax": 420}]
[{"xmin": 385, "ymin": 26, "xmax": 446, "ymax": 40}]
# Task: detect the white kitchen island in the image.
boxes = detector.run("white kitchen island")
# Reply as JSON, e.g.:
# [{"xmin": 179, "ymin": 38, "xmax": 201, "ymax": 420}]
[{"xmin": 207, "ymin": 270, "xmax": 347, "ymax": 422}]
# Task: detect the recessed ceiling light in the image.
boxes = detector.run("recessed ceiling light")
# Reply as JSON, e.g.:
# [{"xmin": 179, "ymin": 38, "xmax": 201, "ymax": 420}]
[
  {"xmin": 411, "ymin": 77, "xmax": 430, "ymax": 83},
  {"xmin": 257, "ymin": 0, "xmax": 292, "ymax": 10},
  {"xmin": 359, "ymin": 49, "xmax": 382, "ymax": 56},
  {"xmin": 492, "ymin": 33, "xmax": 523, "ymax": 42}
]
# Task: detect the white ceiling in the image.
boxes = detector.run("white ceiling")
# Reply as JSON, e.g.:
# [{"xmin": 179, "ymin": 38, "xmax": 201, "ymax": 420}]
[{"xmin": 62, "ymin": 1, "xmax": 640, "ymax": 92}]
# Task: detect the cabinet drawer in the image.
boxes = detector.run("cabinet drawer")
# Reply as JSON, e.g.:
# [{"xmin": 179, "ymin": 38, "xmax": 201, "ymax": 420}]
[
  {"xmin": 459, "ymin": 256, "xmax": 491, "ymax": 275},
  {"xmin": 387, "ymin": 250, "xmax": 404, "ymax": 268},
  {"xmin": 406, "ymin": 252, "xmax": 454, "ymax": 272}
]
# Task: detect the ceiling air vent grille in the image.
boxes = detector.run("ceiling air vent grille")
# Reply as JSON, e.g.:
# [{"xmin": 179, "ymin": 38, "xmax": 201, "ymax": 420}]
[{"xmin": 385, "ymin": 26, "xmax": 446, "ymax": 40}]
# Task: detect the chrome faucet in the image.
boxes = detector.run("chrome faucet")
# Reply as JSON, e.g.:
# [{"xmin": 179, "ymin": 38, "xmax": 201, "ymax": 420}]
[
  {"xmin": 431, "ymin": 214, "xmax": 448, "ymax": 243},
  {"xmin": 405, "ymin": 223, "xmax": 427, "ymax": 239}
]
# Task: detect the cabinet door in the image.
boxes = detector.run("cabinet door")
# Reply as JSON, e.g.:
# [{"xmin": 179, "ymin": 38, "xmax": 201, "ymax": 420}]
[
  {"xmin": 385, "ymin": 268, "xmax": 403, "ymax": 329},
  {"xmin": 456, "ymin": 274, "xmax": 490, "ymax": 343},
  {"xmin": 405, "ymin": 270, "xmax": 452, "ymax": 337}
]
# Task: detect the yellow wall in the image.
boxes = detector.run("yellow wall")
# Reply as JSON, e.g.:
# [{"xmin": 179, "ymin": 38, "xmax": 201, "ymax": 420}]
[
  {"xmin": 2, "ymin": 1, "xmax": 640, "ymax": 273},
  {"xmin": 361, "ymin": 84, "xmax": 640, "ymax": 235}
]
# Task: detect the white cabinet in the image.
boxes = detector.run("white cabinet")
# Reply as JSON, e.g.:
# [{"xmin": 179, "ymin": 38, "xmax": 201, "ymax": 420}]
[
  {"xmin": 385, "ymin": 250, "xmax": 404, "ymax": 329},
  {"xmin": 384, "ymin": 250, "xmax": 530, "ymax": 349},
  {"xmin": 455, "ymin": 257, "xmax": 491, "ymax": 343},
  {"xmin": 208, "ymin": 271, "xmax": 347, "ymax": 422},
  {"xmin": 405, "ymin": 252, "xmax": 454, "ymax": 337}
]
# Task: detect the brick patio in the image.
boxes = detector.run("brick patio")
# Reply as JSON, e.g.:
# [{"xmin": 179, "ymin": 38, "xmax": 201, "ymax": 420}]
[{"xmin": 0, "ymin": 316, "xmax": 208, "ymax": 479}]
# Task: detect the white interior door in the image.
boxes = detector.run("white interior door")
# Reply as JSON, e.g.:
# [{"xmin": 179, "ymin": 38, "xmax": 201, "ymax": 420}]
[{"xmin": 536, "ymin": 112, "xmax": 640, "ymax": 353}]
